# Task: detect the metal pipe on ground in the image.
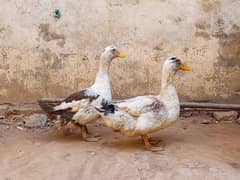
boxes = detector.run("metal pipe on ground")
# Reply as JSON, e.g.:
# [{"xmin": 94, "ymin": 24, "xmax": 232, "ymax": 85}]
[
  {"xmin": 38, "ymin": 99, "xmax": 240, "ymax": 111},
  {"xmin": 181, "ymin": 102, "xmax": 240, "ymax": 111}
]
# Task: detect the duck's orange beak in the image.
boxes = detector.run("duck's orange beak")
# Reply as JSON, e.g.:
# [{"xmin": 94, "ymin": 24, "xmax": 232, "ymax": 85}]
[
  {"xmin": 117, "ymin": 52, "xmax": 126, "ymax": 59},
  {"xmin": 180, "ymin": 64, "xmax": 191, "ymax": 71}
]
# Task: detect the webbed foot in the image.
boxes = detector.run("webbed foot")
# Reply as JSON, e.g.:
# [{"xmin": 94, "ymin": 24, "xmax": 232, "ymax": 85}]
[{"xmin": 142, "ymin": 135, "xmax": 165, "ymax": 152}]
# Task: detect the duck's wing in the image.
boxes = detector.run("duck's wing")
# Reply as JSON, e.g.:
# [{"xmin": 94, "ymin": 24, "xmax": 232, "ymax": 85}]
[
  {"xmin": 54, "ymin": 89, "xmax": 99, "ymax": 111},
  {"xmin": 51, "ymin": 89, "xmax": 103, "ymax": 124},
  {"xmin": 114, "ymin": 96, "xmax": 157, "ymax": 117},
  {"xmin": 64, "ymin": 89, "xmax": 99, "ymax": 103}
]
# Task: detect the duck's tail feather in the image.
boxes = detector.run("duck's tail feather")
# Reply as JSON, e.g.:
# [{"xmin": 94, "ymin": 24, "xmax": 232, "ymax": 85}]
[
  {"xmin": 38, "ymin": 98, "xmax": 63, "ymax": 113},
  {"xmin": 38, "ymin": 98, "xmax": 77, "ymax": 126}
]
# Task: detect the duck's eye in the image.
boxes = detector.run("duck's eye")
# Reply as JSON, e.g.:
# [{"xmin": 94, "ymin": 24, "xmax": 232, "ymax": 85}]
[
  {"xmin": 170, "ymin": 57, "xmax": 176, "ymax": 60},
  {"xmin": 175, "ymin": 59, "xmax": 180, "ymax": 65},
  {"xmin": 112, "ymin": 48, "xmax": 116, "ymax": 52}
]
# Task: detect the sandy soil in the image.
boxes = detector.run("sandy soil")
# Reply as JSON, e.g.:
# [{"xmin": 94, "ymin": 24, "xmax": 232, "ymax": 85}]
[{"xmin": 0, "ymin": 114, "xmax": 240, "ymax": 180}]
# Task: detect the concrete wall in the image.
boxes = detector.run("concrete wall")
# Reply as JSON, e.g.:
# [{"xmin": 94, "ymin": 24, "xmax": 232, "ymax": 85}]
[{"xmin": 0, "ymin": 0, "xmax": 239, "ymax": 103}]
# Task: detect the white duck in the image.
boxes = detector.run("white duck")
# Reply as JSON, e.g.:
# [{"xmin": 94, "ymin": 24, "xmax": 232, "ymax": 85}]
[
  {"xmin": 96, "ymin": 56, "xmax": 190, "ymax": 151},
  {"xmin": 39, "ymin": 45, "xmax": 126, "ymax": 141}
]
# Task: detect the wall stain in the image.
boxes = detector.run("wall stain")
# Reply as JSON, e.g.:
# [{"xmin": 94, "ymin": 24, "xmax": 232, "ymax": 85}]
[
  {"xmin": 195, "ymin": 21, "xmax": 210, "ymax": 30},
  {"xmin": 0, "ymin": 49, "xmax": 10, "ymax": 70},
  {"xmin": 201, "ymin": 0, "xmax": 220, "ymax": 13},
  {"xmin": 232, "ymin": 24, "xmax": 240, "ymax": 32},
  {"xmin": 174, "ymin": 16, "xmax": 184, "ymax": 24},
  {"xmin": 108, "ymin": 0, "xmax": 139, "ymax": 7},
  {"xmin": 39, "ymin": 24, "xmax": 65, "ymax": 47},
  {"xmin": 216, "ymin": 32, "xmax": 240, "ymax": 67},
  {"xmin": 195, "ymin": 31, "xmax": 211, "ymax": 40},
  {"xmin": 152, "ymin": 43, "xmax": 165, "ymax": 62},
  {"xmin": 0, "ymin": 75, "xmax": 40, "ymax": 102},
  {"xmin": 0, "ymin": 27, "xmax": 6, "ymax": 33},
  {"xmin": 39, "ymin": 48, "xmax": 66, "ymax": 69}
]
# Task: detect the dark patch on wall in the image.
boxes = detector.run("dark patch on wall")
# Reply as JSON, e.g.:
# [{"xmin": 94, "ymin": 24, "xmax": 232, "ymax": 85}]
[
  {"xmin": 195, "ymin": 31, "xmax": 211, "ymax": 40},
  {"xmin": 201, "ymin": 0, "xmax": 220, "ymax": 13},
  {"xmin": 216, "ymin": 32, "xmax": 240, "ymax": 67},
  {"xmin": 183, "ymin": 47, "xmax": 189, "ymax": 54},
  {"xmin": 195, "ymin": 21, "xmax": 210, "ymax": 30},
  {"xmin": 108, "ymin": 0, "xmax": 139, "ymax": 7},
  {"xmin": 39, "ymin": 24, "xmax": 65, "ymax": 47},
  {"xmin": 173, "ymin": 17, "xmax": 183, "ymax": 24},
  {"xmin": 0, "ymin": 73, "xmax": 75, "ymax": 103},
  {"xmin": 44, "ymin": 84, "xmax": 74, "ymax": 98},
  {"xmin": 0, "ymin": 75, "xmax": 40, "ymax": 102},
  {"xmin": 39, "ymin": 48, "xmax": 74, "ymax": 70},
  {"xmin": 82, "ymin": 55, "xmax": 89, "ymax": 61},
  {"xmin": 0, "ymin": 27, "xmax": 6, "ymax": 33},
  {"xmin": 232, "ymin": 24, "xmax": 240, "ymax": 32},
  {"xmin": 56, "ymin": 40, "xmax": 65, "ymax": 48},
  {"xmin": 228, "ymin": 162, "xmax": 240, "ymax": 170},
  {"xmin": 152, "ymin": 43, "xmax": 164, "ymax": 62},
  {"xmin": 0, "ymin": 49, "xmax": 10, "ymax": 70},
  {"xmin": 212, "ymin": 18, "xmax": 225, "ymax": 37}
]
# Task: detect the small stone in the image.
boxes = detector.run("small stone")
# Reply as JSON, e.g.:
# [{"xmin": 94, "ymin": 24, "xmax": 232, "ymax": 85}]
[
  {"xmin": 90, "ymin": 152, "xmax": 96, "ymax": 155},
  {"xmin": 17, "ymin": 126, "xmax": 24, "ymax": 131},
  {"xmin": 181, "ymin": 111, "xmax": 192, "ymax": 118},
  {"xmin": 86, "ymin": 150, "xmax": 96, "ymax": 155},
  {"xmin": 201, "ymin": 119, "xmax": 212, "ymax": 124},
  {"xmin": 236, "ymin": 118, "xmax": 240, "ymax": 125},
  {"xmin": 191, "ymin": 111, "xmax": 201, "ymax": 116},
  {"xmin": 23, "ymin": 114, "xmax": 48, "ymax": 128},
  {"xmin": 0, "ymin": 104, "xmax": 9, "ymax": 111},
  {"xmin": 221, "ymin": 121, "xmax": 233, "ymax": 124},
  {"xmin": 213, "ymin": 111, "xmax": 238, "ymax": 121},
  {"xmin": 33, "ymin": 142, "xmax": 41, "ymax": 146}
]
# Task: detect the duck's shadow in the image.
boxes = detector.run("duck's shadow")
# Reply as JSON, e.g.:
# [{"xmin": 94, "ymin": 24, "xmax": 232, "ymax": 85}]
[{"xmin": 37, "ymin": 126, "xmax": 185, "ymax": 152}]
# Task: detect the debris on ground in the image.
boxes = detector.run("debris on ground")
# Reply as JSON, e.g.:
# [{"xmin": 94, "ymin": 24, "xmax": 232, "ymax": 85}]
[
  {"xmin": 236, "ymin": 117, "xmax": 240, "ymax": 125},
  {"xmin": 213, "ymin": 111, "xmax": 238, "ymax": 121},
  {"xmin": 201, "ymin": 118, "xmax": 216, "ymax": 125},
  {"xmin": 0, "ymin": 119, "xmax": 12, "ymax": 125},
  {"xmin": 2, "ymin": 103, "xmax": 42, "ymax": 118},
  {"xmin": 17, "ymin": 126, "xmax": 25, "ymax": 131},
  {"xmin": 180, "ymin": 111, "xmax": 193, "ymax": 118},
  {"xmin": 11, "ymin": 114, "xmax": 25, "ymax": 121},
  {"xmin": 22, "ymin": 114, "xmax": 48, "ymax": 128}
]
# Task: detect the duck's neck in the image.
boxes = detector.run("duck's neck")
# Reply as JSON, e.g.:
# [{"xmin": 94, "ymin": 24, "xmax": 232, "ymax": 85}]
[
  {"xmin": 159, "ymin": 69, "xmax": 178, "ymax": 101},
  {"xmin": 159, "ymin": 68, "xmax": 180, "ymax": 121},
  {"xmin": 91, "ymin": 56, "xmax": 112, "ymax": 101}
]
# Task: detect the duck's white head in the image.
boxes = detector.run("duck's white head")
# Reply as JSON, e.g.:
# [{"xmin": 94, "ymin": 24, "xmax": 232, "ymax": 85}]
[
  {"xmin": 92, "ymin": 45, "xmax": 126, "ymax": 100},
  {"xmin": 160, "ymin": 56, "xmax": 191, "ymax": 96},
  {"xmin": 101, "ymin": 45, "xmax": 126, "ymax": 61},
  {"xmin": 163, "ymin": 56, "xmax": 191, "ymax": 74}
]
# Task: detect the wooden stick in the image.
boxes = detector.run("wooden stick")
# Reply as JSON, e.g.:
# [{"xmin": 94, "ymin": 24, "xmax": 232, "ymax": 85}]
[{"xmin": 39, "ymin": 98, "xmax": 64, "ymax": 102}]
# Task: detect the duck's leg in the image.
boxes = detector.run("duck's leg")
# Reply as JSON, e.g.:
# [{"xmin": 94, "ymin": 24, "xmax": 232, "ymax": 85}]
[
  {"xmin": 148, "ymin": 137, "xmax": 162, "ymax": 145},
  {"xmin": 84, "ymin": 124, "xmax": 101, "ymax": 137},
  {"xmin": 54, "ymin": 119, "xmax": 74, "ymax": 136},
  {"xmin": 83, "ymin": 125, "xmax": 89, "ymax": 134},
  {"xmin": 141, "ymin": 135, "xmax": 164, "ymax": 152},
  {"xmin": 77, "ymin": 124, "xmax": 101, "ymax": 142}
]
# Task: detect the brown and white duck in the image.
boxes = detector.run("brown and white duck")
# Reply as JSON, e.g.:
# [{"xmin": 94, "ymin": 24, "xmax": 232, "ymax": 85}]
[
  {"xmin": 96, "ymin": 56, "xmax": 190, "ymax": 151},
  {"xmin": 39, "ymin": 45, "xmax": 126, "ymax": 141}
]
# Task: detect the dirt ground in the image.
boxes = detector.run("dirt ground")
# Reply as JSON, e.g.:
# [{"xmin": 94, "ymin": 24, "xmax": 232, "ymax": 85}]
[{"xmin": 0, "ymin": 105, "xmax": 240, "ymax": 180}]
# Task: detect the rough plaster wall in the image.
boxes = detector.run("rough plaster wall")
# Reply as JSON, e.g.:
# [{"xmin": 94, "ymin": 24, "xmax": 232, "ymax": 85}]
[{"xmin": 0, "ymin": 0, "xmax": 239, "ymax": 103}]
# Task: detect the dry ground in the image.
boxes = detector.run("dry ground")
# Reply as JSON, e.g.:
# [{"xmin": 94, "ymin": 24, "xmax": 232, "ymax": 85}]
[{"xmin": 0, "ymin": 106, "xmax": 240, "ymax": 180}]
